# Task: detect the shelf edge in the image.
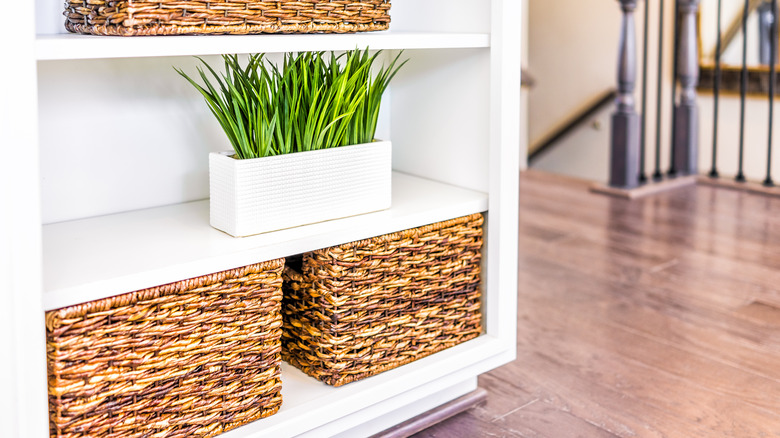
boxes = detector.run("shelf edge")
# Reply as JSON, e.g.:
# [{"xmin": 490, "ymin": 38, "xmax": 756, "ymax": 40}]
[
  {"xmin": 36, "ymin": 32, "xmax": 491, "ymax": 61},
  {"xmin": 42, "ymin": 173, "xmax": 488, "ymax": 310}
]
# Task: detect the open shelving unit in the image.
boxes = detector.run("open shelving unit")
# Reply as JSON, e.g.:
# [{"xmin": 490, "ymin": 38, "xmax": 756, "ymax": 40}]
[{"xmin": 1, "ymin": 1, "xmax": 522, "ymax": 436}]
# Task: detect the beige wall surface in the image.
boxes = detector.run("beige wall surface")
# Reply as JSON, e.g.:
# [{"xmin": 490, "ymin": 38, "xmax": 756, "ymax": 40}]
[{"xmin": 527, "ymin": 0, "xmax": 622, "ymax": 151}]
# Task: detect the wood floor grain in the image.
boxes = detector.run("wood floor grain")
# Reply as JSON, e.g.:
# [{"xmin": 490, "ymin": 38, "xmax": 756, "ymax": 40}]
[{"xmin": 413, "ymin": 170, "xmax": 780, "ymax": 438}]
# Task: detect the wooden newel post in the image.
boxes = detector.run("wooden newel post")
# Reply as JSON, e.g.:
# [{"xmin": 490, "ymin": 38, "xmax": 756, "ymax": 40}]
[
  {"xmin": 673, "ymin": 0, "xmax": 700, "ymax": 175},
  {"xmin": 610, "ymin": 0, "xmax": 641, "ymax": 189}
]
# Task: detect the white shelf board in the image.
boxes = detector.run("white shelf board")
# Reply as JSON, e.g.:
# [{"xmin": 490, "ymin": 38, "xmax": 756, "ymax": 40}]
[
  {"xmin": 221, "ymin": 335, "xmax": 506, "ymax": 438},
  {"xmin": 35, "ymin": 31, "xmax": 490, "ymax": 61},
  {"xmin": 42, "ymin": 172, "xmax": 487, "ymax": 310}
]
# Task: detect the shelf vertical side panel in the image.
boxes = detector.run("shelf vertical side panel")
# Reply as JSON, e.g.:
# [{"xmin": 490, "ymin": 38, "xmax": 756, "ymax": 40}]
[
  {"xmin": 485, "ymin": 0, "xmax": 522, "ymax": 351},
  {"xmin": 0, "ymin": 0, "xmax": 49, "ymax": 436}
]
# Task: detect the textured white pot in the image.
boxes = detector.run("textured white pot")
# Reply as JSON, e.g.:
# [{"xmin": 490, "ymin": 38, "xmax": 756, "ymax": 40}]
[{"xmin": 209, "ymin": 140, "xmax": 392, "ymax": 237}]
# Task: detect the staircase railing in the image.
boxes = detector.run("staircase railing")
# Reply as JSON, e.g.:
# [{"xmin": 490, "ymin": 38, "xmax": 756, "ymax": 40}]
[
  {"xmin": 611, "ymin": 0, "xmax": 780, "ymax": 192},
  {"xmin": 610, "ymin": 0, "xmax": 700, "ymax": 189}
]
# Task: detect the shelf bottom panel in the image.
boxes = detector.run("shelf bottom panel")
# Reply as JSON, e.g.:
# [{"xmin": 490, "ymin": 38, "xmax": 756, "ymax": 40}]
[
  {"xmin": 42, "ymin": 172, "xmax": 487, "ymax": 310},
  {"xmin": 220, "ymin": 335, "xmax": 507, "ymax": 438}
]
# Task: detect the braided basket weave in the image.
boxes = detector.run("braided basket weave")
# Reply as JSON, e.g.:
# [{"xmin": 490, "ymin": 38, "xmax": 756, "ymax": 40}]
[
  {"xmin": 282, "ymin": 213, "xmax": 484, "ymax": 387},
  {"xmin": 64, "ymin": 0, "xmax": 391, "ymax": 36},
  {"xmin": 46, "ymin": 259, "xmax": 285, "ymax": 438}
]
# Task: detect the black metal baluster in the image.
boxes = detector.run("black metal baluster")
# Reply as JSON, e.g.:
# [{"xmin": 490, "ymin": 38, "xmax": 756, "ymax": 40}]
[
  {"xmin": 710, "ymin": 0, "xmax": 723, "ymax": 178},
  {"xmin": 765, "ymin": 0, "xmax": 777, "ymax": 186},
  {"xmin": 668, "ymin": 0, "xmax": 681, "ymax": 177},
  {"xmin": 737, "ymin": 0, "xmax": 749, "ymax": 182},
  {"xmin": 654, "ymin": 0, "xmax": 666, "ymax": 180},
  {"xmin": 759, "ymin": 2, "xmax": 775, "ymax": 64},
  {"xmin": 640, "ymin": 0, "xmax": 650, "ymax": 183}
]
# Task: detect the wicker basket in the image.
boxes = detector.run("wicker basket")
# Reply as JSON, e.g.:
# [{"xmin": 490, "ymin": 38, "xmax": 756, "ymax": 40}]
[
  {"xmin": 64, "ymin": 0, "xmax": 391, "ymax": 36},
  {"xmin": 46, "ymin": 259, "xmax": 285, "ymax": 438},
  {"xmin": 282, "ymin": 213, "xmax": 484, "ymax": 387}
]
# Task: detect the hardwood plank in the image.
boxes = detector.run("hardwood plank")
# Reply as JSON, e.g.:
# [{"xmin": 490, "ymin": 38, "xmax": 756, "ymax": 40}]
[
  {"xmin": 413, "ymin": 171, "xmax": 780, "ymax": 437},
  {"xmin": 698, "ymin": 174, "xmax": 780, "ymax": 198},
  {"xmin": 519, "ymin": 233, "xmax": 780, "ymax": 380},
  {"xmin": 518, "ymin": 292, "xmax": 780, "ymax": 416},
  {"xmin": 519, "ymin": 192, "xmax": 780, "ymax": 272}
]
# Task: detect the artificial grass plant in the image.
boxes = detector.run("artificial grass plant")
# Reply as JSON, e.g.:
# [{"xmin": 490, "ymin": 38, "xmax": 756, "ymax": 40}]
[{"xmin": 175, "ymin": 49, "xmax": 406, "ymax": 160}]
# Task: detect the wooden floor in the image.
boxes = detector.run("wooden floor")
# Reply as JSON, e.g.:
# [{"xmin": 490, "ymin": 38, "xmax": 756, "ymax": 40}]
[{"xmin": 414, "ymin": 170, "xmax": 780, "ymax": 438}]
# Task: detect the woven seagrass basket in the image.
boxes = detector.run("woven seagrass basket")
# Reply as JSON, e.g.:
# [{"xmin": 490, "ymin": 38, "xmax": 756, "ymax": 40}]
[
  {"xmin": 282, "ymin": 213, "xmax": 484, "ymax": 387},
  {"xmin": 64, "ymin": 0, "xmax": 391, "ymax": 36},
  {"xmin": 46, "ymin": 259, "xmax": 285, "ymax": 438}
]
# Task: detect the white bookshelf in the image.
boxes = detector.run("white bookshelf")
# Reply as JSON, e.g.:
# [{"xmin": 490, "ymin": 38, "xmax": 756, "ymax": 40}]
[{"xmin": 1, "ymin": 1, "xmax": 522, "ymax": 437}]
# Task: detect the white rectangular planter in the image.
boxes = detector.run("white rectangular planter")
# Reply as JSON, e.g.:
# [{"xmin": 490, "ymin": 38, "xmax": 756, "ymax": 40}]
[{"xmin": 209, "ymin": 141, "xmax": 392, "ymax": 237}]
